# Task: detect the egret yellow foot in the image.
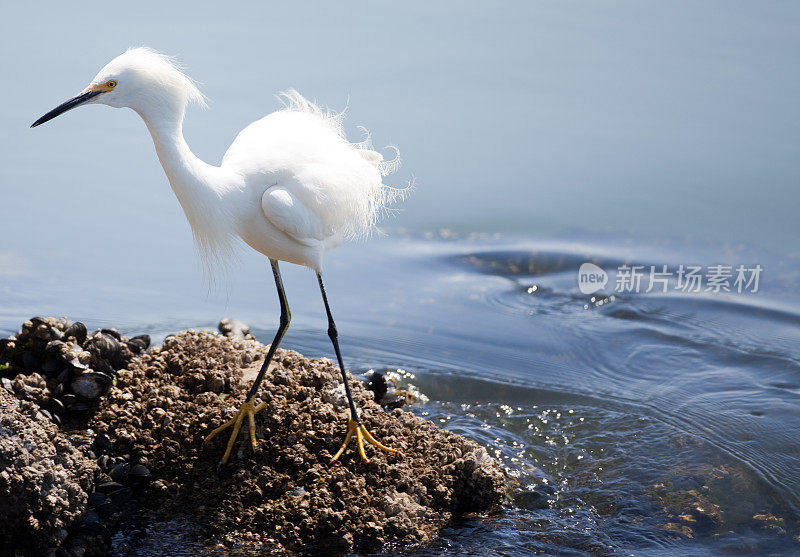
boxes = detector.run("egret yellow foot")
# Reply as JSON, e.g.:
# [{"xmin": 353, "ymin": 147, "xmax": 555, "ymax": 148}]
[
  {"xmin": 331, "ymin": 412, "xmax": 399, "ymax": 463},
  {"xmin": 203, "ymin": 398, "xmax": 266, "ymax": 464}
]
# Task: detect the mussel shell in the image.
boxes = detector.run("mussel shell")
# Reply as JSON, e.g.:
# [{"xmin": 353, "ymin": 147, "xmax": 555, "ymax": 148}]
[
  {"xmin": 41, "ymin": 357, "xmax": 62, "ymax": 375},
  {"xmin": 126, "ymin": 334, "xmax": 151, "ymax": 354},
  {"xmin": 62, "ymin": 344, "xmax": 89, "ymax": 371},
  {"xmin": 29, "ymin": 316, "xmax": 48, "ymax": 328},
  {"xmin": 365, "ymin": 370, "xmax": 388, "ymax": 401},
  {"xmin": 63, "ymin": 322, "xmax": 88, "ymax": 345},
  {"xmin": 92, "ymin": 433, "xmax": 113, "ymax": 455},
  {"xmin": 73, "ymin": 519, "xmax": 110, "ymax": 540},
  {"xmin": 50, "ymin": 397, "xmax": 65, "ymax": 415},
  {"xmin": 44, "ymin": 340, "xmax": 65, "ymax": 358},
  {"xmin": 21, "ymin": 351, "xmax": 41, "ymax": 370},
  {"xmin": 33, "ymin": 322, "xmax": 62, "ymax": 341},
  {"xmin": 79, "ymin": 510, "xmax": 102, "ymax": 526},
  {"xmin": 0, "ymin": 337, "xmax": 15, "ymax": 354},
  {"xmin": 132, "ymin": 334, "xmax": 150, "ymax": 348},
  {"xmin": 100, "ymin": 328, "xmax": 122, "ymax": 341},
  {"xmin": 71, "ymin": 371, "xmax": 113, "ymax": 399},
  {"xmin": 87, "ymin": 492, "xmax": 107, "ymax": 509},
  {"xmin": 95, "ymin": 500, "xmax": 117, "ymax": 519},
  {"xmin": 129, "ymin": 464, "xmax": 151, "ymax": 480},
  {"xmin": 67, "ymin": 358, "xmax": 89, "ymax": 371},
  {"xmin": 87, "ymin": 334, "xmax": 122, "ymax": 365},
  {"xmin": 107, "ymin": 486, "xmax": 134, "ymax": 505},
  {"xmin": 97, "ymin": 454, "xmax": 113, "ymax": 471},
  {"xmin": 68, "ymin": 401, "xmax": 91, "ymax": 413},
  {"xmin": 96, "ymin": 481, "xmax": 125, "ymax": 494},
  {"xmin": 110, "ymin": 462, "xmax": 130, "ymax": 484},
  {"xmin": 57, "ymin": 368, "xmax": 71, "ymax": 383},
  {"xmin": 125, "ymin": 341, "xmax": 142, "ymax": 355}
]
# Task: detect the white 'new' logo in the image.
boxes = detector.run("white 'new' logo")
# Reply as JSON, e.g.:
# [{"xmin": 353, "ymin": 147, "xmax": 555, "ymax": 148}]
[{"xmin": 578, "ymin": 262, "xmax": 608, "ymax": 295}]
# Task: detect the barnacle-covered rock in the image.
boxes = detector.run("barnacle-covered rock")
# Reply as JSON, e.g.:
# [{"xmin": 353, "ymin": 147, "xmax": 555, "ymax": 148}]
[
  {"xmin": 0, "ymin": 389, "xmax": 96, "ymax": 554},
  {"xmin": 92, "ymin": 331, "xmax": 506, "ymax": 553}
]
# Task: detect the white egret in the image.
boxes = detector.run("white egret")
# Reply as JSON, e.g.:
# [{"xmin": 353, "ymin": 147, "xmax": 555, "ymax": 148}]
[{"xmin": 32, "ymin": 47, "xmax": 406, "ymax": 465}]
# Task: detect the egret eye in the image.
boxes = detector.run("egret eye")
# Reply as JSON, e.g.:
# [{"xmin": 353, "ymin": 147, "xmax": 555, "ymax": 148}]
[{"xmin": 107, "ymin": 80, "xmax": 117, "ymax": 88}]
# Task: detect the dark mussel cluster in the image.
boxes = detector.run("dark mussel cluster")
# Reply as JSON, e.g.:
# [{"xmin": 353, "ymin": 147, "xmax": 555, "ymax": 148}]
[
  {"xmin": 0, "ymin": 316, "xmax": 150, "ymax": 427},
  {"xmin": 61, "ymin": 453, "xmax": 154, "ymax": 557}
]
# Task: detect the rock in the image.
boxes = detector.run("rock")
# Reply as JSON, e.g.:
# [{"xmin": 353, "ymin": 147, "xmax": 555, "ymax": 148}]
[
  {"xmin": 0, "ymin": 389, "xmax": 96, "ymax": 554},
  {"xmin": 1, "ymin": 319, "xmax": 506, "ymax": 554},
  {"xmin": 91, "ymin": 331, "xmax": 506, "ymax": 553},
  {"xmin": 12, "ymin": 372, "xmax": 50, "ymax": 407}
]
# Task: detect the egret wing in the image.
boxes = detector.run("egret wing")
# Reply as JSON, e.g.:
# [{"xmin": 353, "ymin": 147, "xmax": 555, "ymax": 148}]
[{"xmin": 261, "ymin": 186, "xmax": 327, "ymax": 247}]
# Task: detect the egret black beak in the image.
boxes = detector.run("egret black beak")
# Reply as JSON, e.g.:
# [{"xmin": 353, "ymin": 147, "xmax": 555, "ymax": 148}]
[{"xmin": 31, "ymin": 90, "xmax": 103, "ymax": 128}]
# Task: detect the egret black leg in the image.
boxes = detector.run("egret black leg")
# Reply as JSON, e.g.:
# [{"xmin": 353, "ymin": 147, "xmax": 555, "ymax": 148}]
[
  {"xmin": 204, "ymin": 258, "xmax": 290, "ymax": 463},
  {"xmin": 247, "ymin": 259, "xmax": 291, "ymax": 401},
  {"xmin": 317, "ymin": 272, "xmax": 360, "ymax": 420},
  {"xmin": 318, "ymin": 273, "xmax": 398, "ymax": 463}
]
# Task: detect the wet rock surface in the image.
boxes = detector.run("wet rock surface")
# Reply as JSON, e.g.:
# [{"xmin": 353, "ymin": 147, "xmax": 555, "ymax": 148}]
[
  {"xmin": 0, "ymin": 388, "xmax": 95, "ymax": 555},
  {"xmin": 1, "ymin": 319, "xmax": 506, "ymax": 554},
  {"xmin": 91, "ymin": 331, "xmax": 505, "ymax": 552}
]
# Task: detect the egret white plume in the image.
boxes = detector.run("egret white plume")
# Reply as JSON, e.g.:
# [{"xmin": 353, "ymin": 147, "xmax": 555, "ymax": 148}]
[{"xmin": 271, "ymin": 89, "xmax": 406, "ymax": 239}]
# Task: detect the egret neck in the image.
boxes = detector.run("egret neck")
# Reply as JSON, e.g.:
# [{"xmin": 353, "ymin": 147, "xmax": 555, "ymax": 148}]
[{"xmin": 136, "ymin": 103, "xmax": 237, "ymax": 258}]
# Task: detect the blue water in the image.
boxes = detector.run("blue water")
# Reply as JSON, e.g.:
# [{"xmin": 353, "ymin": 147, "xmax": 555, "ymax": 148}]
[{"xmin": 1, "ymin": 1, "xmax": 799, "ymax": 555}]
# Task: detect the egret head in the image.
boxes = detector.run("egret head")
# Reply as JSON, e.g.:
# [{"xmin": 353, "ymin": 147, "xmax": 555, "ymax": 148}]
[{"xmin": 31, "ymin": 47, "xmax": 206, "ymax": 128}]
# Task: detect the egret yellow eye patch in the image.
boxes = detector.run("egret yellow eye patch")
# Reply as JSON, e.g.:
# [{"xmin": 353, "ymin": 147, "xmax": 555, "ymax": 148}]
[{"xmin": 88, "ymin": 80, "xmax": 117, "ymax": 93}]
